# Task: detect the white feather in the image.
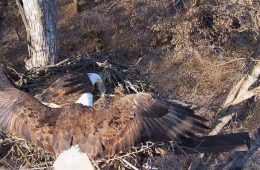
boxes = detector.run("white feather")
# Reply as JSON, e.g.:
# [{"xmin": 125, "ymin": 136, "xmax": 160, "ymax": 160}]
[
  {"xmin": 87, "ymin": 73, "xmax": 102, "ymax": 85},
  {"xmin": 74, "ymin": 73, "xmax": 103, "ymax": 107},
  {"xmin": 76, "ymin": 93, "xmax": 93, "ymax": 107},
  {"xmin": 53, "ymin": 145, "xmax": 94, "ymax": 170}
]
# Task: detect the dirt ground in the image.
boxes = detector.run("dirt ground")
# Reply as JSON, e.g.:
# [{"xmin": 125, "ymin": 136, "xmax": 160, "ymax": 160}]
[{"xmin": 1, "ymin": 0, "xmax": 260, "ymax": 169}]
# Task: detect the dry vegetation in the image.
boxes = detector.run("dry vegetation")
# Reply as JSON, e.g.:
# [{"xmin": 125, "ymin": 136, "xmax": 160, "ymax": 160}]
[{"xmin": 0, "ymin": 0, "xmax": 260, "ymax": 169}]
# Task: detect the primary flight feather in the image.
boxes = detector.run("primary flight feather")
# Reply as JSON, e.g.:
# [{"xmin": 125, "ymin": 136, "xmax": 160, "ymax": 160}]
[{"xmin": 0, "ymin": 65, "xmax": 209, "ymax": 158}]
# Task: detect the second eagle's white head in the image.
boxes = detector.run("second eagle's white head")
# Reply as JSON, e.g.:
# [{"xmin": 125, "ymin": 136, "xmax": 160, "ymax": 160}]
[{"xmin": 76, "ymin": 73, "xmax": 105, "ymax": 107}]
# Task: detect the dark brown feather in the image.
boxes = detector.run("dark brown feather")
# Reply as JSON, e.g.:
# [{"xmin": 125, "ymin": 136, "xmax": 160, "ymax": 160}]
[
  {"xmin": 39, "ymin": 73, "xmax": 94, "ymax": 105},
  {"xmin": 0, "ymin": 66, "xmax": 211, "ymax": 158}
]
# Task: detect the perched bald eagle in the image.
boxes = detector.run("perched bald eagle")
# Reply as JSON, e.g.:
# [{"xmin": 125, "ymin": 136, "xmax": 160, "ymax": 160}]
[
  {"xmin": 0, "ymin": 65, "xmax": 209, "ymax": 156},
  {"xmin": 0, "ymin": 65, "xmax": 250, "ymax": 169},
  {"xmin": 36, "ymin": 72, "xmax": 106, "ymax": 107}
]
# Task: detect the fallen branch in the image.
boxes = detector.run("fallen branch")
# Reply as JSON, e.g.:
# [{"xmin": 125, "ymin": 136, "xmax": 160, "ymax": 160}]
[{"xmin": 223, "ymin": 61, "xmax": 260, "ymax": 108}]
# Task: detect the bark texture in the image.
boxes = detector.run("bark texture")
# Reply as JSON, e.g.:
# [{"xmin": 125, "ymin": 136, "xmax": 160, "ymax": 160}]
[
  {"xmin": 73, "ymin": 0, "xmax": 79, "ymax": 13},
  {"xmin": 16, "ymin": 0, "xmax": 57, "ymax": 70}
]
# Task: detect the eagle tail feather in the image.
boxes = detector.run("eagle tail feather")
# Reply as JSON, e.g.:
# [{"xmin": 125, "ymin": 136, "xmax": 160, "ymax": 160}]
[{"xmin": 174, "ymin": 132, "xmax": 250, "ymax": 154}]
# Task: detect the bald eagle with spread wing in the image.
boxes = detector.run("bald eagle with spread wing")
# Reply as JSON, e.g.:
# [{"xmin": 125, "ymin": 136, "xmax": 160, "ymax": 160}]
[
  {"xmin": 0, "ymin": 65, "xmax": 249, "ymax": 169},
  {"xmin": 0, "ymin": 65, "xmax": 209, "ymax": 156}
]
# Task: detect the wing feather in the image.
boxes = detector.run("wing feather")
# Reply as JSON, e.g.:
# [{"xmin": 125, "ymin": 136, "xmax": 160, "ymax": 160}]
[
  {"xmin": 92, "ymin": 93, "xmax": 209, "ymax": 158},
  {"xmin": 0, "ymin": 89, "xmax": 20, "ymax": 131},
  {"xmin": 39, "ymin": 73, "xmax": 93, "ymax": 105},
  {"xmin": 0, "ymin": 67, "xmax": 209, "ymax": 159}
]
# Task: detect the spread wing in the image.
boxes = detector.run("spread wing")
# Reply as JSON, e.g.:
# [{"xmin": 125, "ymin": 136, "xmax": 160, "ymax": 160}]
[
  {"xmin": 0, "ymin": 66, "xmax": 208, "ymax": 159},
  {"xmin": 44, "ymin": 92, "xmax": 209, "ymax": 158},
  {"xmin": 39, "ymin": 73, "xmax": 94, "ymax": 105},
  {"xmin": 0, "ymin": 86, "xmax": 61, "ymax": 152},
  {"xmin": 83, "ymin": 93, "xmax": 209, "ymax": 157},
  {"xmin": 0, "ymin": 88, "xmax": 19, "ymax": 132}
]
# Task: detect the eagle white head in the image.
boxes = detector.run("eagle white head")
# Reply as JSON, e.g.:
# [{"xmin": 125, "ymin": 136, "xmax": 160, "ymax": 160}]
[
  {"xmin": 53, "ymin": 145, "xmax": 95, "ymax": 170},
  {"xmin": 87, "ymin": 73, "xmax": 102, "ymax": 86},
  {"xmin": 87, "ymin": 73, "xmax": 106, "ymax": 97},
  {"xmin": 76, "ymin": 73, "xmax": 106, "ymax": 107}
]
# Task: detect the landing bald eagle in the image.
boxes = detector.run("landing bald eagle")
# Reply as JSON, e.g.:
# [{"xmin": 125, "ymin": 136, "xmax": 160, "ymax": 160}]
[{"xmin": 0, "ymin": 65, "xmax": 209, "ymax": 158}]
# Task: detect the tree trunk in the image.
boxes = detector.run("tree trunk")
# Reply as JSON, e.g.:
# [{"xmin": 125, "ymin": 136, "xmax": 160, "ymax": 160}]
[
  {"xmin": 16, "ymin": 0, "xmax": 57, "ymax": 70},
  {"xmin": 73, "ymin": 0, "xmax": 79, "ymax": 13}
]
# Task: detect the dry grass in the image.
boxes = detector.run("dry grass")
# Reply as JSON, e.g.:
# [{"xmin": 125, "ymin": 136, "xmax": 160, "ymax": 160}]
[{"xmin": 144, "ymin": 0, "xmax": 258, "ymax": 105}]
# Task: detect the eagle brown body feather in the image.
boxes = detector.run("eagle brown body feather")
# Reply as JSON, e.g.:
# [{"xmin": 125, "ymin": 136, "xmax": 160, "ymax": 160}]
[
  {"xmin": 38, "ymin": 73, "xmax": 94, "ymax": 105},
  {"xmin": 0, "ymin": 66, "xmax": 209, "ymax": 158}
]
